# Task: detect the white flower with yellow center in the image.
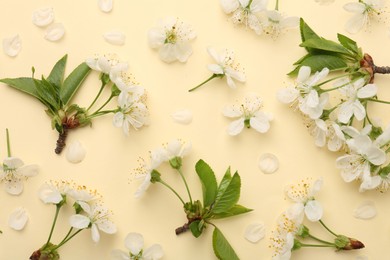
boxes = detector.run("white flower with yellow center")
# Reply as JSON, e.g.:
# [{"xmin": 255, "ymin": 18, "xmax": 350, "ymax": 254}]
[
  {"xmin": 111, "ymin": 232, "xmax": 164, "ymax": 260},
  {"xmin": 148, "ymin": 17, "xmax": 196, "ymax": 63},
  {"xmin": 69, "ymin": 201, "xmax": 117, "ymax": 243},
  {"xmin": 308, "ymin": 119, "xmax": 345, "ymax": 151},
  {"xmin": 223, "ymin": 94, "xmax": 273, "ymax": 135},
  {"xmin": 86, "ymin": 54, "xmax": 128, "ymax": 82},
  {"xmin": 285, "ymin": 178, "xmax": 323, "ymax": 222},
  {"xmin": 220, "ymin": 0, "xmax": 268, "ymax": 35},
  {"xmin": 343, "ymin": 0, "xmax": 385, "ymax": 34},
  {"xmin": 0, "ymin": 157, "xmax": 38, "ymax": 195}
]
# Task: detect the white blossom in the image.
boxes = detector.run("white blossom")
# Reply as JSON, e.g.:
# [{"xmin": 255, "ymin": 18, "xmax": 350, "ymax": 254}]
[
  {"xmin": 261, "ymin": 10, "xmax": 299, "ymax": 38},
  {"xmin": 344, "ymin": 0, "xmax": 385, "ymax": 34}
]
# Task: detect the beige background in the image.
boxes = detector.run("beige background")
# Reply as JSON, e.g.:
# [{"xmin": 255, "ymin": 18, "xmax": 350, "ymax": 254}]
[{"xmin": 0, "ymin": 0, "xmax": 390, "ymax": 259}]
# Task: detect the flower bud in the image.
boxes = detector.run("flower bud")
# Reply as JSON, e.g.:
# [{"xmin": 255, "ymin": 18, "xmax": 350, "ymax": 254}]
[
  {"xmin": 292, "ymin": 239, "xmax": 302, "ymax": 251},
  {"xmin": 150, "ymin": 170, "xmax": 162, "ymax": 183},
  {"xmin": 335, "ymin": 235, "xmax": 365, "ymax": 250},
  {"xmin": 169, "ymin": 157, "xmax": 182, "ymax": 170},
  {"xmin": 296, "ymin": 225, "xmax": 310, "ymax": 238}
]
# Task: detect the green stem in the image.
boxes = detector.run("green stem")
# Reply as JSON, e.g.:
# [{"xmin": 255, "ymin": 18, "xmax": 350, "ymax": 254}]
[
  {"xmin": 61, "ymin": 227, "xmax": 74, "ymax": 243},
  {"xmin": 366, "ymin": 98, "xmax": 390, "ymax": 105},
  {"xmin": 87, "ymin": 109, "xmax": 117, "ymax": 120},
  {"xmin": 300, "ymin": 243, "xmax": 335, "ymax": 248},
  {"xmin": 188, "ymin": 74, "xmax": 219, "ymax": 92},
  {"xmin": 44, "ymin": 205, "xmax": 62, "ymax": 248},
  {"xmin": 6, "ymin": 128, "xmax": 11, "ymax": 157},
  {"xmin": 275, "ymin": 0, "xmax": 279, "ymax": 10},
  {"xmin": 247, "ymin": 0, "xmax": 253, "ymax": 8},
  {"xmin": 317, "ymin": 73, "xmax": 353, "ymax": 89},
  {"xmin": 158, "ymin": 179, "xmax": 185, "ymax": 205},
  {"xmin": 90, "ymin": 94, "xmax": 115, "ymax": 116},
  {"xmin": 308, "ymin": 234, "xmax": 335, "ymax": 245},
  {"xmin": 52, "ymin": 229, "xmax": 83, "ymax": 250},
  {"xmin": 319, "ymin": 219, "xmax": 338, "ymax": 237},
  {"xmin": 87, "ymin": 81, "xmax": 106, "ymax": 112},
  {"xmin": 177, "ymin": 169, "xmax": 193, "ymax": 204}
]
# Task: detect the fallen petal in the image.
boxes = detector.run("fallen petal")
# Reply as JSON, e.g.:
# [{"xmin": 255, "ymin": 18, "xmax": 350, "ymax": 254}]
[
  {"xmin": 98, "ymin": 0, "xmax": 113, "ymax": 13},
  {"xmin": 8, "ymin": 207, "xmax": 28, "ymax": 231},
  {"xmin": 3, "ymin": 35, "xmax": 22, "ymax": 57},
  {"xmin": 258, "ymin": 153, "xmax": 279, "ymax": 174},
  {"xmin": 32, "ymin": 7, "xmax": 54, "ymax": 27},
  {"xmin": 171, "ymin": 109, "xmax": 193, "ymax": 124},
  {"xmin": 353, "ymin": 201, "xmax": 377, "ymax": 220},
  {"xmin": 244, "ymin": 222, "xmax": 265, "ymax": 243},
  {"xmin": 66, "ymin": 140, "xmax": 86, "ymax": 164},
  {"xmin": 44, "ymin": 23, "xmax": 65, "ymax": 42},
  {"xmin": 103, "ymin": 31, "xmax": 126, "ymax": 45}
]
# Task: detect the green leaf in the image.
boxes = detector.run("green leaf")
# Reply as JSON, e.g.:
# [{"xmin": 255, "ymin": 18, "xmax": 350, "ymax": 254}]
[
  {"xmin": 195, "ymin": 159, "xmax": 218, "ymax": 208},
  {"xmin": 288, "ymin": 54, "xmax": 348, "ymax": 76},
  {"xmin": 47, "ymin": 55, "xmax": 68, "ymax": 90},
  {"xmin": 34, "ymin": 78, "xmax": 61, "ymax": 111},
  {"xmin": 212, "ymin": 227, "xmax": 239, "ymax": 260},
  {"xmin": 212, "ymin": 168, "xmax": 241, "ymax": 214},
  {"xmin": 300, "ymin": 38, "xmax": 352, "ymax": 56},
  {"xmin": 337, "ymin": 34, "xmax": 358, "ymax": 54},
  {"xmin": 189, "ymin": 220, "xmax": 203, "ymax": 238},
  {"xmin": 212, "ymin": 204, "xmax": 252, "ymax": 219},
  {"xmin": 0, "ymin": 77, "xmax": 41, "ymax": 101},
  {"xmin": 60, "ymin": 62, "xmax": 91, "ymax": 105},
  {"xmin": 300, "ymin": 18, "xmax": 320, "ymax": 42}
]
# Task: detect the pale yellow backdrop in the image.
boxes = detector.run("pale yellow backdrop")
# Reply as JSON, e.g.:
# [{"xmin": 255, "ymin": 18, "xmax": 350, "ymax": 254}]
[{"xmin": 0, "ymin": 0, "xmax": 389, "ymax": 259}]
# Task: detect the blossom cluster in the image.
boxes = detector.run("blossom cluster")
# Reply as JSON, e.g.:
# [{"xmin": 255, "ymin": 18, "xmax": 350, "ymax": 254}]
[
  {"xmin": 278, "ymin": 65, "xmax": 390, "ymax": 192},
  {"xmin": 220, "ymin": 0, "xmax": 299, "ymax": 38}
]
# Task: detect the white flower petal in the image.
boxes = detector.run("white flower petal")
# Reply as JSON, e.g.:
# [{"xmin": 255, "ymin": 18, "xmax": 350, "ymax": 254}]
[
  {"xmin": 250, "ymin": 113, "xmax": 271, "ymax": 133},
  {"xmin": 18, "ymin": 164, "xmax": 39, "ymax": 177},
  {"xmin": 2, "ymin": 35, "xmax": 22, "ymax": 57},
  {"xmin": 110, "ymin": 249, "xmax": 130, "ymax": 260},
  {"xmin": 207, "ymin": 64, "xmax": 224, "ymax": 75},
  {"xmin": 4, "ymin": 157, "xmax": 24, "ymax": 169},
  {"xmin": 286, "ymin": 203, "xmax": 304, "ymax": 221},
  {"xmin": 98, "ymin": 0, "xmax": 113, "ymax": 13},
  {"xmin": 103, "ymin": 31, "xmax": 126, "ymax": 45},
  {"xmin": 277, "ymin": 88, "xmax": 299, "ymax": 104},
  {"xmin": 125, "ymin": 232, "xmax": 144, "ymax": 255},
  {"xmin": 227, "ymin": 118, "xmax": 245, "ymax": 136},
  {"xmin": 207, "ymin": 47, "xmax": 221, "ymax": 63},
  {"xmin": 220, "ymin": 0, "xmax": 240, "ymax": 13},
  {"xmin": 147, "ymin": 28, "xmax": 165, "ymax": 48},
  {"xmin": 8, "ymin": 207, "xmax": 28, "ymax": 231},
  {"xmin": 174, "ymin": 42, "xmax": 193, "ymax": 63},
  {"xmin": 171, "ymin": 109, "xmax": 193, "ymax": 124},
  {"xmin": 69, "ymin": 214, "xmax": 91, "ymax": 229},
  {"xmin": 258, "ymin": 153, "xmax": 279, "ymax": 174},
  {"xmin": 280, "ymin": 16, "xmax": 300, "ymax": 29},
  {"xmin": 343, "ymin": 2, "xmax": 366, "ymax": 13},
  {"xmin": 91, "ymin": 223, "xmax": 101, "ymax": 242},
  {"xmin": 357, "ymin": 84, "xmax": 377, "ymax": 98},
  {"xmin": 338, "ymin": 102, "xmax": 354, "ymax": 123},
  {"xmin": 304, "ymin": 200, "xmax": 323, "ymax": 221},
  {"xmin": 222, "ymin": 105, "xmax": 242, "ymax": 118},
  {"xmin": 158, "ymin": 44, "xmax": 177, "ymax": 63},
  {"xmin": 244, "ymin": 222, "xmax": 266, "ymax": 243},
  {"xmin": 97, "ymin": 220, "xmax": 117, "ymax": 234},
  {"xmin": 66, "ymin": 140, "xmax": 86, "ymax": 164},
  {"xmin": 32, "ymin": 7, "xmax": 54, "ymax": 27},
  {"xmin": 143, "ymin": 244, "xmax": 164, "ymax": 260},
  {"xmin": 353, "ymin": 201, "xmax": 377, "ymax": 219},
  {"xmin": 38, "ymin": 183, "xmax": 63, "ymax": 204},
  {"xmin": 134, "ymin": 173, "xmax": 152, "ymax": 199},
  {"xmin": 44, "ymin": 23, "xmax": 65, "ymax": 42},
  {"xmin": 365, "ymin": 146, "xmax": 386, "ymax": 165},
  {"xmin": 5, "ymin": 179, "xmax": 23, "ymax": 195},
  {"xmin": 297, "ymin": 66, "xmax": 311, "ymax": 83},
  {"xmin": 345, "ymin": 13, "xmax": 366, "ymax": 34}
]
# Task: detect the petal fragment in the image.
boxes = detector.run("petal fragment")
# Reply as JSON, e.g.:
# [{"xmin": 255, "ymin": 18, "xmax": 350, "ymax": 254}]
[
  {"xmin": 353, "ymin": 201, "xmax": 377, "ymax": 219},
  {"xmin": 171, "ymin": 109, "xmax": 193, "ymax": 124},
  {"xmin": 3, "ymin": 35, "xmax": 22, "ymax": 57},
  {"xmin": 8, "ymin": 207, "xmax": 28, "ymax": 231},
  {"xmin": 98, "ymin": 0, "xmax": 113, "ymax": 12},
  {"xmin": 103, "ymin": 31, "xmax": 126, "ymax": 45},
  {"xmin": 32, "ymin": 7, "xmax": 54, "ymax": 27},
  {"xmin": 66, "ymin": 140, "xmax": 86, "ymax": 164},
  {"xmin": 244, "ymin": 222, "xmax": 265, "ymax": 243},
  {"xmin": 258, "ymin": 153, "xmax": 279, "ymax": 174},
  {"xmin": 44, "ymin": 23, "xmax": 65, "ymax": 42}
]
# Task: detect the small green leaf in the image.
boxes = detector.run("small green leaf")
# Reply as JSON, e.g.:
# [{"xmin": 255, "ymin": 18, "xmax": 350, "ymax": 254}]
[
  {"xmin": 195, "ymin": 159, "xmax": 218, "ymax": 208},
  {"xmin": 288, "ymin": 54, "xmax": 348, "ymax": 76},
  {"xmin": 337, "ymin": 34, "xmax": 359, "ymax": 56},
  {"xmin": 189, "ymin": 220, "xmax": 202, "ymax": 238},
  {"xmin": 212, "ymin": 227, "xmax": 239, "ymax": 260},
  {"xmin": 0, "ymin": 77, "xmax": 41, "ymax": 101},
  {"xmin": 300, "ymin": 38, "xmax": 352, "ymax": 56},
  {"xmin": 60, "ymin": 62, "xmax": 91, "ymax": 105},
  {"xmin": 34, "ymin": 78, "xmax": 61, "ymax": 112},
  {"xmin": 300, "ymin": 18, "xmax": 320, "ymax": 42},
  {"xmin": 212, "ymin": 168, "xmax": 241, "ymax": 214},
  {"xmin": 211, "ymin": 204, "xmax": 253, "ymax": 219},
  {"xmin": 47, "ymin": 55, "xmax": 68, "ymax": 90}
]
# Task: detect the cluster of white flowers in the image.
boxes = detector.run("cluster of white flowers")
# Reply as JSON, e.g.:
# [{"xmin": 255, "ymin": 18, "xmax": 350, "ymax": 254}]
[
  {"xmin": 134, "ymin": 139, "xmax": 191, "ymax": 198},
  {"xmin": 220, "ymin": 0, "xmax": 299, "ymax": 37},
  {"xmin": 278, "ymin": 65, "xmax": 390, "ymax": 192},
  {"xmin": 343, "ymin": 0, "xmax": 386, "ymax": 34},
  {"xmin": 39, "ymin": 180, "xmax": 117, "ymax": 243},
  {"xmin": 222, "ymin": 93, "xmax": 273, "ymax": 135},
  {"xmin": 271, "ymin": 178, "xmax": 323, "ymax": 260},
  {"xmin": 86, "ymin": 54, "xmax": 150, "ymax": 136}
]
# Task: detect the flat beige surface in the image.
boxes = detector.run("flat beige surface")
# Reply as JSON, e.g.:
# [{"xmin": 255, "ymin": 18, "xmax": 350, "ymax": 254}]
[{"xmin": 0, "ymin": 0, "xmax": 390, "ymax": 259}]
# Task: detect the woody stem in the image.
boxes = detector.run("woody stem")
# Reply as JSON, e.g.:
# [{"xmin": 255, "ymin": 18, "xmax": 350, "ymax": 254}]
[{"xmin": 373, "ymin": 65, "xmax": 390, "ymax": 74}]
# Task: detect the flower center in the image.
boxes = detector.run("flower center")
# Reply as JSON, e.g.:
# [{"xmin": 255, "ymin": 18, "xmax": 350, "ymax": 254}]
[{"xmin": 165, "ymin": 27, "xmax": 177, "ymax": 44}]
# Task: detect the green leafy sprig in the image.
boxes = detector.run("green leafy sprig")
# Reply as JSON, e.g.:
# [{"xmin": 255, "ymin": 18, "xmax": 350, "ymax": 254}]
[{"xmin": 142, "ymin": 157, "xmax": 252, "ymax": 260}]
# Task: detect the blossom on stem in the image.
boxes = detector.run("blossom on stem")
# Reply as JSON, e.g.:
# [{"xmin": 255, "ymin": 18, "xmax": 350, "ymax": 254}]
[
  {"xmin": 343, "ymin": 0, "xmax": 386, "ymax": 34},
  {"xmin": 222, "ymin": 94, "xmax": 273, "ymax": 136},
  {"xmin": 0, "ymin": 157, "xmax": 38, "ymax": 195},
  {"xmin": 337, "ymin": 78, "xmax": 377, "ymax": 124},
  {"xmin": 277, "ymin": 66, "xmax": 329, "ymax": 119},
  {"xmin": 148, "ymin": 17, "xmax": 196, "ymax": 63},
  {"xmin": 86, "ymin": 54, "xmax": 128, "ymax": 82},
  {"xmin": 261, "ymin": 10, "xmax": 299, "ymax": 38},
  {"xmin": 111, "ymin": 232, "xmax": 164, "ymax": 260},
  {"xmin": 69, "ymin": 201, "xmax": 116, "ymax": 243},
  {"xmin": 285, "ymin": 178, "xmax": 323, "ymax": 222},
  {"xmin": 220, "ymin": 0, "xmax": 268, "ymax": 35},
  {"xmin": 38, "ymin": 180, "xmax": 74, "ymax": 205},
  {"xmin": 113, "ymin": 91, "xmax": 150, "ymax": 135},
  {"xmin": 207, "ymin": 47, "xmax": 246, "ymax": 89}
]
